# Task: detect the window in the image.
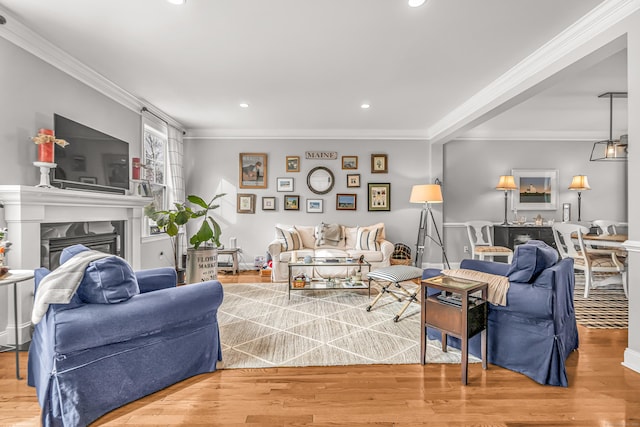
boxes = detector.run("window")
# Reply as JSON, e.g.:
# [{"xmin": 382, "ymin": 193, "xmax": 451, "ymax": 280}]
[{"xmin": 143, "ymin": 123, "xmax": 168, "ymax": 236}]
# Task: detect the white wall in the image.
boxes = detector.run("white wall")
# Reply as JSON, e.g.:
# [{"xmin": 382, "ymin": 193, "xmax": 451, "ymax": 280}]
[
  {"xmin": 183, "ymin": 139, "xmax": 430, "ymax": 269},
  {"xmin": 442, "ymin": 138, "xmax": 627, "ymax": 263}
]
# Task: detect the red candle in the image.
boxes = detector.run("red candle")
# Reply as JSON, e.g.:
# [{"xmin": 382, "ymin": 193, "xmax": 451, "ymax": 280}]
[
  {"xmin": 38, "ymin": 141, "xmax": 54, "ymax": 163},
  {"xmin": 132, "ymin": 157, "xmax": 141, "ymax": 180},
  {"xmin": 39, "ymin": 128, "xmax": 54, "ymax": 136}
]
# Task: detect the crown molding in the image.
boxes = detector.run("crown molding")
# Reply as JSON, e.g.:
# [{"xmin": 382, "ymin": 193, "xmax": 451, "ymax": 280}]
[
  {"xmin": 427, "ymin": 0, "xmax": 640, "ymax": 144},
  {"xmin": 457, "ymin": 129, "xmax": 618, "ymax": 141},
  {"xmin": 0, "ymin": 6, "xmax": 184, "ymax": 130},
  {"xmin": 184, "ymin": 128, "xmax": 429, "ymax": 140}
]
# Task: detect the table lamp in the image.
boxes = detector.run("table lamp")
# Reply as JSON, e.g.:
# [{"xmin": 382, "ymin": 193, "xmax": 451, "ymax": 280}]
[
  {"xmin": 568, "ymin": 175, "xmax": 590, "ymax": 222},
  {"xmin": 410, "ymin": 184, "xmax": 449, "ymax": 269},
  {"xmin": 496, "ymin": 175, "xmax": 517, "ymax": 225}
]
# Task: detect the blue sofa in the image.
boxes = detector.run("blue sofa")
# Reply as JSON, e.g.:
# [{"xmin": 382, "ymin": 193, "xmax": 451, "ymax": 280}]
[
  {"xmin": 28, "ymin": 245, "xmax": 224, "ymax": 427},
  {"xmin": 423, "ymin": 240, "xmax": 578, "ymax": 386}
]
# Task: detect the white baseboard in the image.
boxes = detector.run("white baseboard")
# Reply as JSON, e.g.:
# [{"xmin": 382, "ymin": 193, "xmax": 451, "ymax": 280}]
[
  {"xmin": 0, "ymin": 322, "xmax": 31, "ymax": 346},
  {"xmin": 622, "ymin": 347, "xmax": 640, "ymax": 375}
]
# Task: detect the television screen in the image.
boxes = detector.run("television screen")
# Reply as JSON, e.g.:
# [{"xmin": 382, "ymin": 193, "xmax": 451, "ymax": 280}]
[{"xmin": 53, "ymin": 114, "xmax": 129, "ymax": 193}]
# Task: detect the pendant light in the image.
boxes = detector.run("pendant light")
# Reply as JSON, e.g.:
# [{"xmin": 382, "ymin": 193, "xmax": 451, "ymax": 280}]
[{"xmin": 590, "ymin": 92, "xmax": 628, "ymax": 161}]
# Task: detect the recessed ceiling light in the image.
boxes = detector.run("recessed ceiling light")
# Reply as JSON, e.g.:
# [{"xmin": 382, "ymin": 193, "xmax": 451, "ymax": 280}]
[
  {"xmin": 408, "ymin": 0, "xmax": 426, "ymax": 7},
  {"xmin": 361, "ymin": 103, "xmax": 371, "ymax": 109},
  {"xmin": 167, "ymin": 0, "xmax": 186, "ymax": 5},
  {"xmin": 240, "ymin": 103, "xmax": 249, "ymax": 108}
]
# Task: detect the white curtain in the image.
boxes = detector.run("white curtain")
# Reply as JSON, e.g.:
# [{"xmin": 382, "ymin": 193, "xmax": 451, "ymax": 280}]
[
  {"xmin": 167, "ymin": 125, "xmax": 186, "ymax": 266},
  {"xmin": 167, "ymin": 125, "xmax": 185, "ymax": 206}
]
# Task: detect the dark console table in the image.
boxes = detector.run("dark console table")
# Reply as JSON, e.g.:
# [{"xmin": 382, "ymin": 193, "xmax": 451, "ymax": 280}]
[{"xmin": 494, "ymin": 225, "xmax": 557, "ymax": 250}]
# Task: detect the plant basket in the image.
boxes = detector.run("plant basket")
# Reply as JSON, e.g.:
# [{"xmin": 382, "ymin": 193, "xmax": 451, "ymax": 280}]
[{"xmin": 390, "ymin": 258, "xmax": 412, "ymax": 266}]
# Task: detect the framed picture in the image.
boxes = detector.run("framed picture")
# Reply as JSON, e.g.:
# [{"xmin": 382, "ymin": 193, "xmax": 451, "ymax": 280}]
[
  {"xmin": 346, "ymin": 173, "xmax": 360, "ymax": 188},
  {"xmin": 286, "ymin": 156, "xmax": 300, "ymax": 173},
  {"xmin": 239, "ymin": 153, "xmax": 267, "ymax": 189},
  {"xmin": 284, "ymin": 195, "xmax": 300, "ymax": 211},
  {"xmin": 368, "ymin": 183, "xmax": 391, "ymax": 211},
  {"xmin": 306, "ymin": 199, "xmax": 323, "ymax": 213},
  {"xmin": 371, "ymin": 154, "xmax": 388, "ymax": 173},
  {"xmin": 511, "ymin": 169, "xmax": 558, "ymax": 211},
  {"xmin": 150, "ymin": 183, "xmax": 166, "ymax": 211},
  {"xmin": 276, "ymin": 177, "xmax": 294, "ymax": 192},
  {"xmin": 262, "ymin": 196, "xmax": 276, "ymax": 211},
  {"xmin": 237, "ymin": 193, "xmax": 256, "ymax": 213},
  {"xmin": 79, "ymin": 176, "xmax": 97, "ymax": 185},
  {"xmin": 336, "ymin": 193, "xmax": 357, "ymax": 210},
  {"xmin": 342, "ymin": 156, "xmax": 358, "ymax": 170}
]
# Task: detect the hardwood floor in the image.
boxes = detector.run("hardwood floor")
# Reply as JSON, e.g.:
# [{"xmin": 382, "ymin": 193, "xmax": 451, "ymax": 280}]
[{"xmin": 2, "ymin": 271, "xmax": 640, "ymax": 426}]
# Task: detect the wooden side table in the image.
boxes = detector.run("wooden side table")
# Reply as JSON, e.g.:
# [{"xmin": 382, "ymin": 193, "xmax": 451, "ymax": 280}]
[
  {"xmin": 420, "ymin": 275, "xmax": 488, "ymax": 385},
  {"xmin": 0, "ymin": 269, "xmax": 35, "ymax": 380}
]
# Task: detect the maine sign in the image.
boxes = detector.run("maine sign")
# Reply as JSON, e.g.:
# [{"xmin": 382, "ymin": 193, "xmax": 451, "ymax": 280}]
[{"xmin": 305, "ymin": 151, "xmax": 337, "ymax": 160}]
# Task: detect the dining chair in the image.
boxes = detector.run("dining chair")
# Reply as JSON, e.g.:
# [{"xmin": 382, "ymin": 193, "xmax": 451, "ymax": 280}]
[
  {"xmin": 464, "ymin": 221, "xmax": 513, "ymax": 263},
  {"xmin": 592, "ymin": 220, "xmax": 621, "ymax": 236},
  {"xmin": 552, "ymin": 223, "xmax": 626, "ymax": 298}
]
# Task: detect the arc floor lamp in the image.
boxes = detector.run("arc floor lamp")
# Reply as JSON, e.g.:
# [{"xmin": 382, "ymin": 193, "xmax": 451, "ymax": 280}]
[{"xmin": 410, "ymin": 184, "xmax": 450, "ymax": 269}]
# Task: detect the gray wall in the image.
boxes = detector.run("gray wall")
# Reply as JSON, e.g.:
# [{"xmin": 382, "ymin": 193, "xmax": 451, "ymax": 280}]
[
  {"xmin": 0, "ymin": 37, "xmax": 141, "ymax": 185},
  {"xmin": 0, "ymin": 37, "xmax": 173, "ymax": 340},
  {"xmin": 442, "ymin": 139, "xmax": 628, "ymax": 263},
  {"xmin": 183, "ymin": 139, "xmax": 430, "ymax": 269}
]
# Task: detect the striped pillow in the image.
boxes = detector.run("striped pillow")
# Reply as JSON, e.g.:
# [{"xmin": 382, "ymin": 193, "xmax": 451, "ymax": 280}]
[
  {"xmin": 355, "ymin": 227, "xmax": 380, "ymax": 251},
  {"xmin": 276, "ymin": 227, "xmax": 303, "ymax": 251}
]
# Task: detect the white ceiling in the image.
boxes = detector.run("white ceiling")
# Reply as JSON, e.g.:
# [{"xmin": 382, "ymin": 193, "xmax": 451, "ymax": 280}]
[{"xmin": 0, "ymin": 0, "xmax": 628, "ymax": 140}]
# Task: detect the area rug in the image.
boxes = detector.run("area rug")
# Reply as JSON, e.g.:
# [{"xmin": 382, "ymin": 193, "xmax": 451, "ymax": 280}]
[
  {"xmin": 218, "ymin": 282, "xmax": 475, "ymax": 369},
  {"xmin": 574, "ymin": 272, "xmax": 628, "ymax": 329}
]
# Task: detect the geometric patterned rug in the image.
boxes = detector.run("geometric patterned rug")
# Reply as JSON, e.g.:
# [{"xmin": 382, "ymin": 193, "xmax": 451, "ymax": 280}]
[
  {"xmin": 218, "ymin": 282, "xmax": 476, "ymax": 369},
  {"xmin": 574, "ymin": 272, "xmax": 628, "ymax": 329}
]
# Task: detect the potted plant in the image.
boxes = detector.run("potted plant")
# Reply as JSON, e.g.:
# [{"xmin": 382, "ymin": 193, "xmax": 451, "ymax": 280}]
[
  {"xmin": 184, "ymin": 193, "xmax": 226, "ymax": 283},
  {"xmin": 144, "ymin": 202, "xmax": 191, "ymax": 284},
  {"xmin": 145, "ymin": 193, "xmax": 226, "ymax": 284}
]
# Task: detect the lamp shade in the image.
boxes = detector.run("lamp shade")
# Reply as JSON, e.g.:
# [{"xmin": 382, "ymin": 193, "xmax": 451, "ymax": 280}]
[
  {"xmin": 496, "ymin": 175, "xmax": 517, "ymax": 191},
  {"xmin": 568, "ymin": 175, "xmax": 591, "ymax": 191},
  {"xmin": 410, "ymin": 184, "xmax": 443, "ymax": 204}
]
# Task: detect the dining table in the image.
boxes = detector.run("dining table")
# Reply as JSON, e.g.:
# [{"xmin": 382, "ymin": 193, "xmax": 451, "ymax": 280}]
[{"xmin": 571, "ymin": 233, "xmax": 628, "ymax": 289}]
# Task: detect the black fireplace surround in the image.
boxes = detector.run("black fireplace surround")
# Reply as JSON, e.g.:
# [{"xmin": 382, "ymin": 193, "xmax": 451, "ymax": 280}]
[{"xmin": 41, "ymin": 221, "xmax": 124, "ymax": 270}]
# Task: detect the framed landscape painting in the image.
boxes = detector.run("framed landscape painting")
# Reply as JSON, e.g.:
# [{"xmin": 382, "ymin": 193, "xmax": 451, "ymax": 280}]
[
  {"xmin": 342, "ymin": 156, "xmax": 358, "ymax": 170},
  {"xmin": 284, "ymin": 195, "xmax": 300, "ymax": 211},
  {"xmin": 336, "ymin": 194, "xmax": 357, "ymax": 210},
  {"xmin": 511, "ymin": 169, "xmax": 558, "ymax": 211},
  {"xmin": 306, "ymin": 199, "xmax": 323, "ymax": 213}
]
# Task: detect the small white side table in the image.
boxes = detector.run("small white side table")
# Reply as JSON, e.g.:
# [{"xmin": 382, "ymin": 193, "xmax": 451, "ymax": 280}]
[{"xmin": 0, "ymin": 269, "xmax": 35, "ymax": 379}]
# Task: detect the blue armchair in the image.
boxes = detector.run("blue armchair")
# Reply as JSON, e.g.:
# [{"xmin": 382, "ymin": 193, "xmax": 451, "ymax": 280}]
[
  {"xmin": 424, "ymin": 240, "xmax": 579, "ymax": 386},
  {"xmin": 28, "ymin": 246, "xmax": 224, "ymax": 427}
]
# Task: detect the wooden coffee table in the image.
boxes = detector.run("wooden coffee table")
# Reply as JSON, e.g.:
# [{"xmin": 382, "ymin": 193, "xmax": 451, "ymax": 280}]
[{"xmin": 420, "ymin": 275, "xmax": 488, "ymax": 385}]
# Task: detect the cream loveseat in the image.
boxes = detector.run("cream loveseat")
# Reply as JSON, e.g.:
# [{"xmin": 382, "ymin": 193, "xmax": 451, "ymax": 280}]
[{"xmin": 267, "ymin": 222, "xmax": 393, "ymax": 282}]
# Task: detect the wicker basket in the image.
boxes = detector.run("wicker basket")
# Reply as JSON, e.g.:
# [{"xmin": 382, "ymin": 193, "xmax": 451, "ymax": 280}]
[
  {"xmin": 293, "ymin": 280, "xmax": 306, "ymax": 288},
  {"xmin": 390, "ymin": 258, "xmax": 412, "ymax": 266}
]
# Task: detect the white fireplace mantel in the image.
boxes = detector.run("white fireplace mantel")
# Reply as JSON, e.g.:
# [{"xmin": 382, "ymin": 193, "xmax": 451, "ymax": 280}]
[{"xmin": 0, "ymin": 185, "xmax": 151, "ymax": 345}]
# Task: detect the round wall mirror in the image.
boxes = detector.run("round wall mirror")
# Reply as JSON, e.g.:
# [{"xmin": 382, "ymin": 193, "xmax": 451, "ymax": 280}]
[{"xmin": 307, "ymin": 166, "xmax": 335, "ymax": 195}]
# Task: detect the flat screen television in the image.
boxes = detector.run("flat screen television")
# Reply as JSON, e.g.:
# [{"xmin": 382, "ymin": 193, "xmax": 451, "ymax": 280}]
[{"xmin": 53, "ymin": 114, "xmax": 129, "ymax": 194}]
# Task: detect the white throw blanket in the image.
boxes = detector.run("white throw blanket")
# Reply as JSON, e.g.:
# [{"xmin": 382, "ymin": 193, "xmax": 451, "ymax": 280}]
[
  {"xmin": 440, "ymin": 268, "xmax": 510, "ymax": 306},
  {"xmin": 31, "ymin": 250, "xmax": 111, "ymax": 324}
]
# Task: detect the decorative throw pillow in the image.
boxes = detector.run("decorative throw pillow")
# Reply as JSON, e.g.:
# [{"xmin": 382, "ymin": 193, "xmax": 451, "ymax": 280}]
[
  {"xmin": 276, "ymin": 226, "xmax": 303, "ymax": 251},
  {"xmin": 60, "ymin": 244, "xmax": 140, "ymax": 304},
  {"xmin": 506, "ymin": 240, "xmax": 559, "ymax": 283},
  {"xmin": 355, "ymin": 227, "xmax": 380, "ymax": 251}
]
